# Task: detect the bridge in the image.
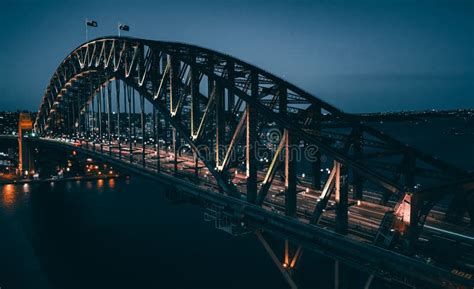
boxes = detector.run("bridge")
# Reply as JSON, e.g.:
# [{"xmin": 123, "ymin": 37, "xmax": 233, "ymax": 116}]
[{"xmin": 23, "ymin": 36, "xmax": 474, "ymax": 288}]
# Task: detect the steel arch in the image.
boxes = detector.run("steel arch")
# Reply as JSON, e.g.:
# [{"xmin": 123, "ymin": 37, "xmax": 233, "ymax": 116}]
[{"xmin": 34, "ymin": 37, "xmax": 472, "ymax": 246}]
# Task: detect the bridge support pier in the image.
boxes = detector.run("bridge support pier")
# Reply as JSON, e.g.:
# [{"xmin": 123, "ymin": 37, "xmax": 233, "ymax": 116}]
[
  {"xmin": 92, "ymin": 95, "xmax": 97, "ymax": 152},
  {"xmin": 256, "ymin": 231, "xmax": 300, "ymax": 289},
  {"xmin": 246, "ymin": 71, "xmax": 258, "ymax": 203},
  {"xmin": 91, "ymin": 88, "xmax": 97, "ymax": 151},
  {"xmin": 169, "ymin": 55, "xmax": 180, "ymax": 174},
  {"xmin": 379, "ymin": 191, "xmax": 423, "ymax": 253},
  {"xmin": 312, "ymin": 156, "xmax": 322, "ymax": 190},
  {"xmin": 107, "ymin": 82, "xmax": 112, "ymax": 156},
  {"xmin": 405, "ymin": 192, "xmax": 421, "ymax": 253},
  {"xmin": 312, "ymin": 162, "xmax": 336, "ymax": 223},
  {"xmin": 99, "ymin": 87, "xmax": 104, "ymax": 154},
  {"xmin": 190, "ymin": 63, "xmax": 199, "ymax": 180},
  {"xmin": 335, "ymin": 162, "xmax": 348, "ymax": 235},
  {"xmin": 153, "ymin": 107, "xmax": 160, "ymax": 172},
  {"xmin": 140, "ymin": 92, "xmax": 146, "ymax": 168},
  {"xmin": 227, "ymin": 62, "xmax": 235, "ymax": 113},
  {"xmin": 353, "ymin": 129, "xmax": 364, "ymax": 200},
  {"xmin": 115, "ymin": 80, "xmax": 122, "ymax": 160},
  {"xmin": 364, "ymin": 274, "xmax": 374, "ymax": 289},
  {"xmin": 215, "ymin": 82, "xmax": 225, "ymax": 168},
  {"xmin": 18, "ymin": 112, "xmax": 34, "ymax": 175},
  {"xmin": 311, "ymin": 106, "xmax": 322, "ymax": 190},
  {"xmin": 19, "ymin": 137, "xmax": 35, "ymax": 174},
  {"xmin": 334, "ymin": 260, "xmax": 348, "ymax": 289},
  {"xmin": 126, "ymin": 84, "xmax": 133, "ymax": 164},
  {"xmin": 285, "ymin": 129, "xmax": 297, "ymax": 217},
  {"xmin": 172, "ymin": 129, "xmax": 178, "ymax": 173}
]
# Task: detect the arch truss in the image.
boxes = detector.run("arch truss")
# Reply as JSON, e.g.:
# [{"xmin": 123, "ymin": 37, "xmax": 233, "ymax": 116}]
[{"xmin": 35, "ymin": 37, "xmax": 473, "ymax": 257}]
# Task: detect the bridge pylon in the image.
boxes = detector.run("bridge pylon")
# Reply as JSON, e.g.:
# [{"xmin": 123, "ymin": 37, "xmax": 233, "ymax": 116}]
[{"xmin": 18, "ymin": 112, "xmax": 34, "ymax": 175}]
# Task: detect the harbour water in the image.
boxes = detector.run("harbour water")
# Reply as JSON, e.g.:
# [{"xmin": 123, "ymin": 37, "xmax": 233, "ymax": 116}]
[{"xmin": 0, "ymin": 176, "xmax": 340, "ymax": 289}]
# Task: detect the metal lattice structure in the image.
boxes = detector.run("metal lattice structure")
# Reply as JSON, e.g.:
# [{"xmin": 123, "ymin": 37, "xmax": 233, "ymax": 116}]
[{"xmin": 33, "ymin": 36, "xmax": 473, "ymax": 287}]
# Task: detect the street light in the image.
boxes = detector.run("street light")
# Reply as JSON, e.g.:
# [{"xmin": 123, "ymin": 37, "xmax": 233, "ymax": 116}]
[
  {"xmin": 85, "ymin": 19, "xmax": 98, "ymax": 42},
  {"xmin": 118, "ymin": 23, "xmax": 130, "ymax": 37}
]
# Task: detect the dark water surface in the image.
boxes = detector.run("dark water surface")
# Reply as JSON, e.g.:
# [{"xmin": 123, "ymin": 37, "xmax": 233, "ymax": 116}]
[{"xmin": 0, "ymin": 177, "xmax": 342, "ymax": 289}]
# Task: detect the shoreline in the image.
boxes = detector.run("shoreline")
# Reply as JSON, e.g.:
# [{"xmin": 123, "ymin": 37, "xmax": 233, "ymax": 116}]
[{"xmin": 0, "ymin": 174, "xmax": 126, "ymax": 185}]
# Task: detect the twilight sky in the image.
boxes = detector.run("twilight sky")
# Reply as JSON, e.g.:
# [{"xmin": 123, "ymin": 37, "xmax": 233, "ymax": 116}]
[{"xmin": 0, "ymin": 0, "xmax": 472, "ymax": 112}]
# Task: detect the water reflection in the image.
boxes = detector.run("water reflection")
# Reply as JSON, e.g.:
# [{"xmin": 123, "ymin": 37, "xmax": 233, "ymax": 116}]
[
  {"xmin": 108, "ymin": 178, "xmax": 115, "ymax": 189},
  {"xmin": 97, "ymin": 179, "xmax": 104, "ymax": 189},
  {"xmin": 2, "ymin": 184, "xmax": 16, "ymax": 209},
  {"xmin": 0, "ymin": 176, "xmax": 321, "ymax": 289}
]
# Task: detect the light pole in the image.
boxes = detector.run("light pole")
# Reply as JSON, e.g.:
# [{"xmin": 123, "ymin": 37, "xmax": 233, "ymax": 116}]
[{"xmin": 85, "ymin": 19, "xmax": 98, "ymax": 42}]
